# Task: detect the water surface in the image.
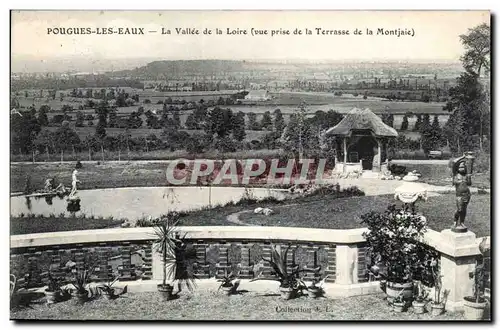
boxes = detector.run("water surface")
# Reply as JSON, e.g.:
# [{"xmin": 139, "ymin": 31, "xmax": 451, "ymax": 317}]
[{"xmin": 10, "ymin": 186, "xmax": 287, "ymax": 220}]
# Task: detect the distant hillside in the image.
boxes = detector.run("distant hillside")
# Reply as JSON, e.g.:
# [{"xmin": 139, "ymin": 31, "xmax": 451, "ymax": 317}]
[
  {"xmin": 107, "ymin": 60, "xmax": 252, "ymax": 78},
  {"xmin": 106, "ymin": 59, "xmax": 463, "ymax": 80}
]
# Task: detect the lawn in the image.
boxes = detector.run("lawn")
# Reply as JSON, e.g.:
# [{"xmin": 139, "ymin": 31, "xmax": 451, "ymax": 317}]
[
  {"xmin": 10, "ymin": 290, "xmax": 465, "ymax": 321},
  {"xmin": 10, "ymin": 150, "xmax": 283, "ymax": 192},
  {"xmin": 239, "ymin": 194, "xmax": 491, "ymax": 238},
  {"xmin": 10, "ymin": 215, "xmax": 125, "ymax": 236}
]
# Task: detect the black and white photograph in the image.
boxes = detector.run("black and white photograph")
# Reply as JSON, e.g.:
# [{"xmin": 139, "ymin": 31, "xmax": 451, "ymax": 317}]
[{"xmin": 8, "ymin": 10, "xmax": 492, "ymax": 321}]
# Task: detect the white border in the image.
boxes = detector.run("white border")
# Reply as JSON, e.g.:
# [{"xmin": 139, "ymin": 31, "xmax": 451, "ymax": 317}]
[{"xmin": 2, "ymin": 1, "xmax": 499, "ymax": 329}]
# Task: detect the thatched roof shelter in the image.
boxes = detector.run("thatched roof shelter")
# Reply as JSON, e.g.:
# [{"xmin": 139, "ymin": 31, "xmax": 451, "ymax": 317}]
[{"xmin": 325, "ymin": 108, "xmax": 398, "ymax": 137}]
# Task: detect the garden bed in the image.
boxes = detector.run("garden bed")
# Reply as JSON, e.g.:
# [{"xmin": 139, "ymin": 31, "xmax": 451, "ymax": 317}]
[{"xmin": 10, "ymin": 290, "xmax": 465, "ymax": 321}]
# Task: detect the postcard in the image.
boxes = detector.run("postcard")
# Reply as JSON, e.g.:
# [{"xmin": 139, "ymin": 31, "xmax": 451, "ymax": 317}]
[{"xmin": 9, "ymin": 10, "xmax": 491, "ymax": 321}]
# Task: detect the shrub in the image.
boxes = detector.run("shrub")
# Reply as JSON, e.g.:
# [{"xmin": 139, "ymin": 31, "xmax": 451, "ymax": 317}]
[
  {"xmin": 415, "ymin": 149, "xmax": 426, "ymax": 160},
  {"xmin": 361, "ymin": 204, "xmax": 438, "ymax": 285}
]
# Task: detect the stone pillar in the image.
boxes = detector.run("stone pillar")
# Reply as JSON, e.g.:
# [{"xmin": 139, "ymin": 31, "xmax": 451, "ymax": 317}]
[
  {"xmin": 141, "ymin": 244, "xmax": 153, "ymax": 280},
  {"xmin": 324, "ymin": 245, "xmax": 336, "ymax": 283},
  {"xmin": 335, "ymin": 244, "xmax": 359, "ymax": 285},
  {"xmin": 357, "ymin": 244, "xmax": 369, "ymax": 283},
  {"xmin": 215, "ymin": 242, "xmax": 230, "ymax": 278},
  {"xmin": 260, "ymin": 242, "xmax": 273, "ymax": 278},
  {"xmin": 239, "ymin": 242, "xmax": 254, "ymax": 279},
  {"xmin": 151, "ymin": 242, "xmax": 161, "ymax": 281},
  {"xmin": 343, "ymin": 137, "xmax": 347, "ymax": 170},
  {"xmin": 118, "ymin": 242, "xmax": 134, "ymax": 281},
  {"xmin": 439, "ymin": 229, "xmax": 479, "ymax": 312},
  {"xmin": 285, "ymin": 244, "xmax": 297, "ymax": 274},
  {"xmin": 193, "ymin": 240, "xmax": 210, "ymax": 279},
  {"xmin": 97, "ymin": 243, "xmax": 110, "ymax": 281},
  {"xmin": 374, "ymin": 139, "xmax": 382, "ymax": 172},
  {"xmin": 302, "ymin": 245, "xmax": 320, "ymax": 281}
]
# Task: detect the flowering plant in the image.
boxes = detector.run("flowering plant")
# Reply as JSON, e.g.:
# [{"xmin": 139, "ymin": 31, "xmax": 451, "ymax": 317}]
[{"xmin": 362, "ymin": 204, "xmax": 437, "ymax": 284}]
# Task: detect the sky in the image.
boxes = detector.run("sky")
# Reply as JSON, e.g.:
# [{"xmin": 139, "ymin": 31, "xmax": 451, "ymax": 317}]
[{"xmin": 11, "ymin": 10, "xmax": 490, "ymax": 71}]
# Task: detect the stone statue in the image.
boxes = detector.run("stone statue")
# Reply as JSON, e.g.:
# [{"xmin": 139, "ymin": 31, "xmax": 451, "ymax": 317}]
[
  {"xmin": 44, "ymin": 178, "xmax": 54, "ymax": 191},
  {"xmin": 69, "ymin": 169, "xmax": 80, "ymax": 198},
  {"xmin": 451, "ymin": 153, "xmax": 474, "ymax": 233}
]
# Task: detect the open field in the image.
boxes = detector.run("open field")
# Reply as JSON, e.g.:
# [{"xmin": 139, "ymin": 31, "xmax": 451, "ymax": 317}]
[
  {"xmin": 11, "ymin": 151, "xmax": 288, "ymax": 191},
  {"xmin": 15, "ymin": 89, "xmax": 448, "ymax": 115},
  {"xmin": 10, "ymin": 291, "xmax": 466, "ymax": 321}
]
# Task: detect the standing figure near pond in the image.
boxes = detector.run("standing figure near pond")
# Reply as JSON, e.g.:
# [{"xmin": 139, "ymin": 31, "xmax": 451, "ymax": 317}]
[
  {"xmin": 69, "ymin": 169, "xmax": 80, "ymax": 198},
  {"xmin": 451, "ymin": 153, "xmax": 474, "ymax": 233}
]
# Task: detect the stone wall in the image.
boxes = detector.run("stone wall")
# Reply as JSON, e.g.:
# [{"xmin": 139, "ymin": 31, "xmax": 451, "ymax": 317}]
[{"xmin": 10, "ymin": 225, "xmax": 489, "ymax": 310}]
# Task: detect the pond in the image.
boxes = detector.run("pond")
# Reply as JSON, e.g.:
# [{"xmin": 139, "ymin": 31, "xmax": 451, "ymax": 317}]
[{"xmin": 10, "ymin": 186, "xmax": 288, "ymax": 220}]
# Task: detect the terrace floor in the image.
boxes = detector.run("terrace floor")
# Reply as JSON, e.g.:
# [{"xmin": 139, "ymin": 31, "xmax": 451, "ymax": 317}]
[{"xmin": 11, "ymin": 289, "xmax": 466, "ymax": 321}]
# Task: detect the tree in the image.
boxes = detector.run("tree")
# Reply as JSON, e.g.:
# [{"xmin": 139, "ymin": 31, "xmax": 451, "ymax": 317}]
[
  {"xmin": 186, "ymin": 133, "xmax": 207, "ymax": 154},
  {"xmin": 418, "ymin": 114, "xmax": 432, "ymax": 152},
  {"xmin": 37, "ymin": 105, "xmax": 50, "ymax": 126},
  {"xmin": 443, "ymin": 71, "xmax": 487, "ymax": 151},
  {"xmin": 400, "ymin": 114, "xmax": 409, "ymax": 131},
  {"xmin": 205, "ymin": 107, "xmax": 234, "ymax": 138},
  {"xmin": 382, "ymin": 114, "xmax": 394, "ymax": 128},
  {"xmin": 75, "ymin": 111, "xmax": 85, "ymax": 127},
  {"xmin": 428, "ymin": 115, "xmax": 443, "ymax": 150},
  {"xmin": 232, "ymin": 111, "xmax": 246, "ymax": 141},
  {"xmin": 460, "ymin": 23, "xmax": 490, "ymax": 77},
  {"xmin": 172, "ymin": 110, "xmax": 181, "ymax": 129},
  {"xmin": 145, "ymin": 110, "xmax": 160, "ymax": 129},
  {"xmin": 128, "ymin": 111, "xmax": 143, "ymax": 129},
  {"xmin": 108, "ymin": 110, "xmax": 118, "ymax": 128},
  {"xmin": 273, "ymin": 109, "xmax": 285, "ymax": 135},
  {"xmin": 443, "ymin": 109, "xmax": 466, "ymax": 154},
  {"xmin": 85, "ymin": 89, "xmax": 93, "ymax": 98},
  {"xmin": 185, "ymin": 113, "xmax": 198, "ymax": 130},
  {"xmin": 162, "ymin": 127, "xmax": 190, "ymax": 151},
  {"xmin": 116, "ymin": 91, "xmax": 127, "ymax": 107},
  {"xmin": 260, "ymin": 111, "xmax": 273, "ymax": 130},
  {"xmin": 54, "ymin": 121, "xmax": 80, "ymax": 161},
  {"xmin": 281, "ymin": 113, "xmax": 319, "ymax": 159},
  {"xmin": 246, "ymin": 112, "xmax": 260, "ymax": 130},
  {"xmin": 95, "ymin": 121, "xmax": 106, "ymax": 140},
  {"xmin": 10, "ymin": 110, "xmax": 40, "ymax": 154},
  {"xmin": 36, "ymin": 129, "xmax": 55, "ymax": 159},
  {"xmin": 95, "ymin": 100, "xmax": 109, "ymax": 127},
  {"xmin": 61, "ymin": 104, "xmax": 73, "ymax": 114},
  {"xmin": 281, "ymin": 103, "xmax": 318, "ymax": 159},
  {"xmin": 261, "ymin": 131, "xmax": 281, "ymax": 149},
  {"xmin": 413, "ymin": 114, "xmax": 422, "ymax": 132}
]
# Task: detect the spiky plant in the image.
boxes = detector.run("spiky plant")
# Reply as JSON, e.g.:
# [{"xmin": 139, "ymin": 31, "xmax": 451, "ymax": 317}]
[
  {"xmin": 67, "ymin": 260, "xmax": 97, "ymax": 294},
  {"xmin": 153, "ymin": 213, "xmax": 197, "ymax": 293},
  {"xmin": 251, "ymin": 244, "xmax": 305, "ymax": 289}
]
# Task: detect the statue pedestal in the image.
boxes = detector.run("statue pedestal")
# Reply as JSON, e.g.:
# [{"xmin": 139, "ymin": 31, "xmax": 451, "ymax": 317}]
[
  {"xmin": 438, "ymin": 229, "xmax": 478, "ymax": 311},
  {"xmin": 441, "ymin": 229, "xmax": 477, "ymax": 246},
  {"xmin": 451, "ymin": 224, "xmax": 468, "ymax": 233}
]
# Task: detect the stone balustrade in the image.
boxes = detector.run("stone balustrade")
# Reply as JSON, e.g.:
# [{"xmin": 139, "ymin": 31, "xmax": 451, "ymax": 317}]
[{"xmin": 10, "ymin": 225, "xmax": 488, "ymax": 311}]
